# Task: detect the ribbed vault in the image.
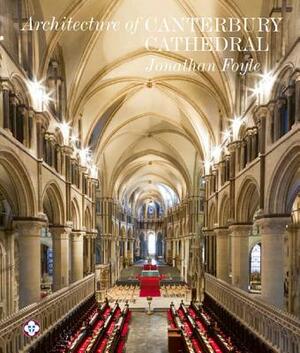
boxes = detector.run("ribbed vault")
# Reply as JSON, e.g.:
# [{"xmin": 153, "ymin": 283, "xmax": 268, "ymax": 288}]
[{"xmin": 39, "ymin": 0, "xmax": 267, "ymax": 215}]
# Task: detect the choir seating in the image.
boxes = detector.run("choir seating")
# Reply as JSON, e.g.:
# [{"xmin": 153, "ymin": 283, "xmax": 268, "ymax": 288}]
[
  {"xmin": 28, "ymin": 296, "xmax": 100, "ymax": 353},
  {"xmin": 168, "ymin": 299, "xmax": 277, "ymax": 353},
  {"xmin": 168, "ymin": 301, "xmax": 251, "ymax": 353},
  {"xmin": 106, "ymin": 283, "xmax": 191, "ymax": 301},
  {"xmin": 28, "ymin": 298, "xmax": 131, "ymax": 353},
  {"xmin": 106, "ymin": 284, "xmax": 139, "ymax": 303},
  {"xmin": 161, "ymin": 284, "xmax": 189, "ymax": 297},
  {"xmin": 203, "ymin": 295, "xmax": 275, "ymax": 353},
  {"xmin": 81, "ymin": 302, "xmax": 130, "ymax": 353},
  {"xmin": 167, "ymin": 302, "xmax": 198, "ymax": 353}
]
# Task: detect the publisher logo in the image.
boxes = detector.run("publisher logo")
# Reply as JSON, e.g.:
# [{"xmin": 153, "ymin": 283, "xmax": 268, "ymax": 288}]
[{"xmin": 23, "ymin": 320, "xmax": 40, "ymax": 337}]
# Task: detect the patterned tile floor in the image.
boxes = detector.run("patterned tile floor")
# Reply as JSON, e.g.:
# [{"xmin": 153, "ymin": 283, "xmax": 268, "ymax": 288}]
[{"xmin": 125, "ymin": 312, "xmax": 168, "ymax": 353}]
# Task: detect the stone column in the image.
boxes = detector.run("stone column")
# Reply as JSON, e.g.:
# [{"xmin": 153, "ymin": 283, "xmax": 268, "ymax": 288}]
[
  {"xmin": 71, "ymin": 232, "xmax": 84, "ymax": 282},
  {"xmin": 241, "ymin": 141, "xmax": 246, "ymax": 169},
  {"xmin": 180, "ymin": 239, "xmax": 184, "ymax": 278},
  {"xmin": 286, "ymin": 224, "xmax": 300, "ymax": 316},
  {"xmin": 5, "ymin": 230, "xmax": 16, "ymax": 315},
  {"xmin": 1, "ymin": 85, "xmax": 10, "ymax": 130},
  {"xmin": 85, "ymin": 233, "xmax": 92, "ymax": 274},
  {"xmin": 90, "ymin": 233, "xmax": 96, "ymax": 272},
  {"xmin": 215, "ymin": 228, "xmax": 230, "ymax": 282},
  {"xmin": 286, "ymin": 87, "xmax": 294, "ymax": 129},
  {"xmin": 257, "ymin": 217, "xmax": 290, "ymax": 308},
  {"xmin": 184, "ymin": 238, "xmax": 189, "ymax": 282},
  {"xmin": 35, "ymin": 114, "xmax": 45, "ymax": 159},
  {"xmin": 9, "ymin": 95, "xmax": 17, "ymax": 137},
  {"xmin": 172, "ymin": 240, "xmax": 176, "ymax": 267},
  {"xmin": 111, "ymin": 240, "xmax": 116, "ymax": 284},
  {"xmin": 162, "ymin": 239, "xmax": 165, "ymax": 261},
  {"xmin": 245, "ymin": 134, "xmax": 251, "ymax": 164},
  {"xmin": 102, "ymin": 239, "xmax": 106, "ymax": 264},
  {"xmin": 51, "ymin": 226, "xmax": 71, "ymax": 291},
  {"xmin": 14, "ymin": 219, "xmax": 44, "ymax": 308},
  {"xmin": 294, "ymin": 75, "xmax": 300, "ymax": 124},
  {"xmin": 124, "ymin": 239, "xmax": 128, "ymax": 267},
  {"xmin": 205, "ymin": 230, "xmax": 215, "ymax": 275},
  {"xmin": 235, "ymin": 142, "xmax": 241, "ymax": 174},
  {"xmin": 230, "ymin": 224, "xmax": 252, "ymax": 291},
  {"xmin": 22, "ymin": 107, "xmax": 29, "ymax": 147}
]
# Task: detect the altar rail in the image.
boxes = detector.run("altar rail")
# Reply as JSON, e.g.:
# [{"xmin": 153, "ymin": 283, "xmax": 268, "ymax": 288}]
[
  {"xmin": 0, "ymin": 274, "xmax": 95, "ymax": 353},
  {"xmin": 205, "ymin": 274, "xmax": 300, "ymax": 353}
]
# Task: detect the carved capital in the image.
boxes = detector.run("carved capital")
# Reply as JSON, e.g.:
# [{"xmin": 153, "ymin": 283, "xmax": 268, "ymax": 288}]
[
  {"xmin": 255, "ymin": 216, "xmax": 291, "ymax": 234},
  {"xmin": 35, "ymin": 112, "xmax": 49, "ymax": 129},
  {"xmin": 229, "ymin": 224, "xmax": 252, "ymax": 237},
  {"xmin": 214, "ymin": 227, "xmax": 230, "ymax": 237},
  {"xmin": 61, "ymin": 145, "xmax": 73, "ymax": 156},
  {"xmin": 13, "ymin": 217, "xmax": 46, "ymax": 237},
  {"xmin": 0, "ymin": 80, "xmax": 11, "ymax": 92},
  {"xmin": 71, "ymin": 231, "xmax": 85, "ymax": 241},
  {"xmin": 50, "ymin": 225, "xmax": 72, "ymax": 240},
  {"xmin": 227, "ymin": 141, "xmax": 238, "ymax": 153}
]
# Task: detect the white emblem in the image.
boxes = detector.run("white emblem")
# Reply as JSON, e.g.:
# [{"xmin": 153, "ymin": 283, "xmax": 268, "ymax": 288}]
[{"xmin": 23, "ymin": 320, "xmax": 40, "ymax": 337}]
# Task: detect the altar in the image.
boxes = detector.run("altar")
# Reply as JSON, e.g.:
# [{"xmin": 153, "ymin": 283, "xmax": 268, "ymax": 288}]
[{"xmin": 141, "ymin": 270, "xmax": 160, "ymax": 277}]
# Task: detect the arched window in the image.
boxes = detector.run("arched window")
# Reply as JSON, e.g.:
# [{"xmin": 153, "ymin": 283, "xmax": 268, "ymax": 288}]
[
  {"xmin": 291, "ymin": 194, "xmax": 300, "ymax": 224},
  {"xmin": 279, "ymin": 98, "xmax": 289, "ymax": 137},
  {"xmin": 272, "ymin": 70, "xmax": 296, "ymax": 142},
  {"xmin": 148, "ymin": 232, "xmax": 156, "ymax": 256},
  {"xmin": 0, "ymin": 0, "xmax": 33, "ymax": 75},
  {"xmin": 46, "ymin": 49, "xmax": 67, "ymax": 121},
  {"xmin": 156, "ymin": 233, "xmax": 163, "ymax": 257},
  {"xmin": 249, "ymin": 243, "xmax": 261, "ymax": 292}
]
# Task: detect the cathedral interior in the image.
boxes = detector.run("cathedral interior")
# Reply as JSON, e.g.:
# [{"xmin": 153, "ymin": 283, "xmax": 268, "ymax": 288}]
[{"xmin": 0, "ymin": 0, "xmax": 300, "ymax": 352}]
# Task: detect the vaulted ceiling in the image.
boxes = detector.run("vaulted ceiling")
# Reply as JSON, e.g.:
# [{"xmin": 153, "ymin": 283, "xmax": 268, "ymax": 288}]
[{"xmin": 38, "ymin": 0, "xmax": 268, "ymax": 213}]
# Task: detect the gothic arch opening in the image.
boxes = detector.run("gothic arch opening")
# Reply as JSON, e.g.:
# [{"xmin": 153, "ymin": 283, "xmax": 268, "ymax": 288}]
[
  {"xmin": 236, "ymin": 178, "xmax": 260, "ymax": 223},
  {"xmin": 42, "ymin": 182, "xmax": 65, "ymax": 226}
]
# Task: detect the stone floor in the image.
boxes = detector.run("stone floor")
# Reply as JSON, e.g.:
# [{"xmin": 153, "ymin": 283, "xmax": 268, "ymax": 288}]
[{"xmin": 125, "ymin": 312, "xmax": 168, "ymax": 353}]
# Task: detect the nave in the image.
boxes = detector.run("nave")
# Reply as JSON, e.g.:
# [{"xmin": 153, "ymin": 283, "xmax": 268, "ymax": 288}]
[{"xmin": 1, "ymin": 0, "xmax": 300, "ymax": 352}]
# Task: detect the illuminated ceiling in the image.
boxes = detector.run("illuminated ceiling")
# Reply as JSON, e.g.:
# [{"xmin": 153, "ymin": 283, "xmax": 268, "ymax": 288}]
[{"xmin": 39, "ymin": 0, "xmax": 268, "ymax": 213}]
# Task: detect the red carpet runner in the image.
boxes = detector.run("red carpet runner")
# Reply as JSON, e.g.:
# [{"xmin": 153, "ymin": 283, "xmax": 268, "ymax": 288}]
[{"xmin": 139, "ymin": 276, "xmax": 161, "ymax": 297}]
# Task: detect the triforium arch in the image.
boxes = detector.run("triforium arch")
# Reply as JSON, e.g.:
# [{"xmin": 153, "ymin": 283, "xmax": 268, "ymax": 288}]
[
  {"xmin": 236, "ymin": 178, "xmax": 260, "ymax": 223},
  {"xmin": 70, "ymin": 198, "xmax": 81, "ymax": 231},
  {"xmin": 84, "ymin": 207, "xmax": 93, "ymax": 232},
  {"xmin": 207, "ymin": 202, "xmax": 217, "ymax": 229},
  {"xmin": 219, "ymin": 193, "xmax": 230, "ymax": 227},
  {"xmin": 267, "ymin": 144, "xmax": 300, "ymax": 214},
  {"xmin": 42, "ymin": 182, "xmax": 65, "ymax": 226},
  {"xmin": 0, "ymin": 149, "xmax": 36, "ymax": 217}
]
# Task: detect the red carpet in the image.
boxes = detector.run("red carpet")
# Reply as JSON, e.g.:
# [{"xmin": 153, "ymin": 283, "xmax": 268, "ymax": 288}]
[
  {"xmin": 139, "ymin": 276, "xmax": 161, "ymax": 297},
  {"xmin": 143, "ymin": 264, "xmax": 158, "ymax": 270}
]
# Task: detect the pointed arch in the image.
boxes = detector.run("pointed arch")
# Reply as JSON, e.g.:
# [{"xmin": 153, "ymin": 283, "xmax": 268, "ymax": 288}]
[
  {"xmin": 42, "ymin": 181, "xmax": 65, "ymax": 225},
  {"xmin": 208, "ymin": 202, "xmax": 217, "ymax": 229},
  {"xmin": 267, "ymin": 144, "xmax": 300, "ymax": 214},
  {"xmin": 71, "ymin": 198, "xmax": 81, "ymax": 230},
  {"xmin": 0, "ymin": 148, "xmax": 36, "ymax": 217},
  {"xmin": 84, "ymin": 206, "xmax": 92, "ymax": 231},
  {"xmin": 219, "ymin": 193, "xmax": 230, "ymax": 227},
  {"xmin": 236, "ymin": 177, "xmax": 259, "ymax": 223}
]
